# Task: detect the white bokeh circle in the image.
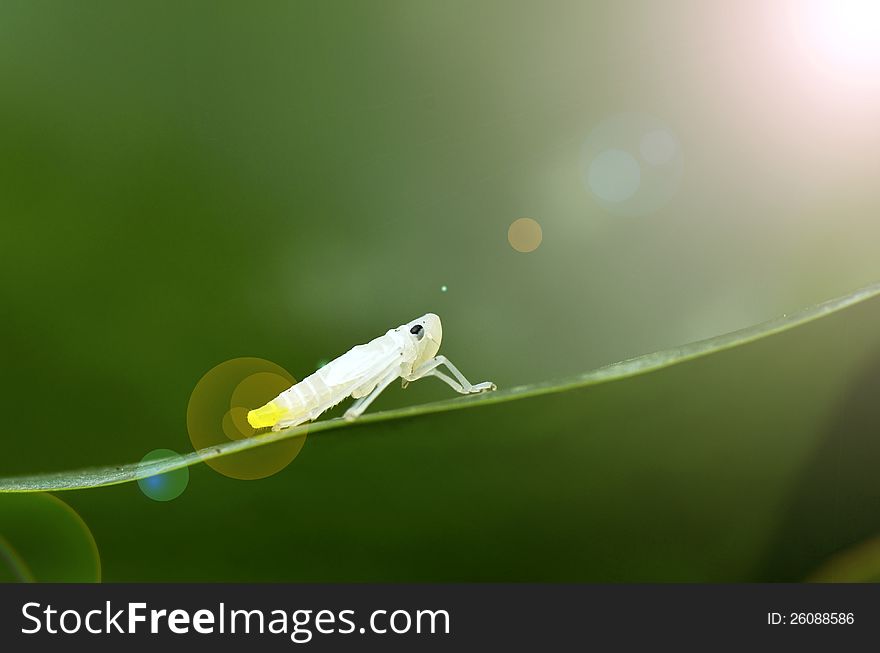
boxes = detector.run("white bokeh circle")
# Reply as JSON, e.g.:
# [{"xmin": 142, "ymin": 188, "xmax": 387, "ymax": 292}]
[{"xmin": 582, "ymin": 113, "xmax": 683, "ymax": 216}]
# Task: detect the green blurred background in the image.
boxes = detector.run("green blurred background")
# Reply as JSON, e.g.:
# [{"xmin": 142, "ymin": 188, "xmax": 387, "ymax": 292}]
[{"xmin": 2, "ymin": 1, "xmax": 880, "ymax": 581}]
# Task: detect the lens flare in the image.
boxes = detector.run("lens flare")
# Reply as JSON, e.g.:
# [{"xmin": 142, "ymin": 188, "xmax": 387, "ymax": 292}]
[
  {"xmin": 507, "ymin": 218, "xmax": 543, "ymax": 253},
  {"xmin": 588, "ymin": 149, "xmax": 641, "ymax": 203},
  {"xmin": 187, "ymin": 357, "xmax": 307, "ymax": 480},
  {"xmin": 796, "ymin": 0, "xmax": 880, "ymax": 81},
  {"xmin": 137, "ymin": 449, "xmax": 189, "ymax": 501},
  {"xmin": 0, "ymin": 494, "xmax": 101, "ymax": 582},
  {"xmin": 582, "ymin": 113, "xmax": 683, "ymax": 217}
]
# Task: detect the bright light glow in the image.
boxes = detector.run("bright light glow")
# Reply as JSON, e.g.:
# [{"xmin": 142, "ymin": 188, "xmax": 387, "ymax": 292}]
[{"xmin": 799, "ymin": 0, "xmax": 880, "ymax": 78}]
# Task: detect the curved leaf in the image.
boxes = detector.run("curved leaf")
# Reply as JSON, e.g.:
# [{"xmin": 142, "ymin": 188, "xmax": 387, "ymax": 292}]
[{"xmin": 2, "ymin": 280, "xmax": 880, "ymax": 494}]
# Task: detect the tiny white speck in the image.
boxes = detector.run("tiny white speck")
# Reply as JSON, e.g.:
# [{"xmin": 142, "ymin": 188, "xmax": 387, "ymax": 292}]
[{"xmin": 440, "ymin": 285, "xmax": 448, "ymax": 293}]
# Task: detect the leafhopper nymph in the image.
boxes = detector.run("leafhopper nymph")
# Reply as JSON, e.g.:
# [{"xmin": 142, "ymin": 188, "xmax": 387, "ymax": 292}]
[{"xmin": 247, "ymin": 313, "xmax": 496, "ymax": 431}]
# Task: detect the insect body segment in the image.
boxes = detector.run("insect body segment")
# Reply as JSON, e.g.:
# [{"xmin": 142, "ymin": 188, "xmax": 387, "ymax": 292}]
[{"xmin": 246, "ymin": 313, "xmax": 495, "ymax": 431}]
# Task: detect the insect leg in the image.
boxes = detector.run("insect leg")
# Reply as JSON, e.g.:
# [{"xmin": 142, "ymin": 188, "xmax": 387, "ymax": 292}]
[
  {"xmin": 406, "ymin": 356, "xmax": 496, "ymax": 394},
  {"xmin": 422, "ymin": 369, "xmax": 467, "ymax": 393},
  {"xmin": 343, "ymin": 368, "xmax": 401, "ymax": 421}
]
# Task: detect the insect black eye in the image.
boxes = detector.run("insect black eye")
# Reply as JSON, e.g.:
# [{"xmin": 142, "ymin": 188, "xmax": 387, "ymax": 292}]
[{"xmin": 410, "ymin": 324, "xmax": 424, "ymax": 337}]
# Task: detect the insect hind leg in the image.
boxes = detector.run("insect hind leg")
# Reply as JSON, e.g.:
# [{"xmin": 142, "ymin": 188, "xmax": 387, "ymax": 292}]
[{"xmin": 406, "ymin": 355, "xmax": 496, "ymax": 394}]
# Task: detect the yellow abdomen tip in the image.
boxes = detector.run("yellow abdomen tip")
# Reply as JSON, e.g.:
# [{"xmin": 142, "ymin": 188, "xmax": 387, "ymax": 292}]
[{"xmin": 247, "ymin": 401, "xmax": 287, "ymax": 429}]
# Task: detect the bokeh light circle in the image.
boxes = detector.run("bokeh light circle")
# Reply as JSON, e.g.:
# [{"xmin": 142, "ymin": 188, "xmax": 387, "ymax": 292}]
[
  {"xmin": 508, "ymin": 217, "xmax": 543, "ymax": 253},
  {"xmin": 187, "ymin": 357, "xmax": 306, "ymax": 480},
  {"xmin": 0, "ymin": 493, "xmax": 101, "ymax": 582},
  {"xmin": 137, "ymin": 449, "xmax": 189, "ymax": 501},
  {"xmin": 640, "ymin": 129, "xmax": 678, "ymax": 166},
  {"xmin": 582, "ymin": 113, "xmax": 683, "ymax": 217},
  {"xmin": 588, "ymin": 149, "xmax": 641, "ymax": 202}
]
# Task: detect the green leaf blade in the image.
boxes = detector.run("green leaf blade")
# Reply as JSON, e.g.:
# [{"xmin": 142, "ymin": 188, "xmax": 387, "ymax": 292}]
[{"xmin": 2, "ymin": 279, "xmax": 880, "ymax": 494}]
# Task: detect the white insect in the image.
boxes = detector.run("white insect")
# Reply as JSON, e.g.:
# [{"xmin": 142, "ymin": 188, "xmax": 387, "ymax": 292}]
[{"xmin": 247, "ymin": 313, "xmax": 496, "ymax": 431}]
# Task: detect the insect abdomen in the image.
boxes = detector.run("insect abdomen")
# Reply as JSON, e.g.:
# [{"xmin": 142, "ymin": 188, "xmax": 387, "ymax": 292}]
[
  {"xmin": 247, "ymin": 372, "xmax": 336, "ymax": 429},
  {"xmin": 282, "ymin": 373, "xmax": 336, "ymax": 415},
  {"xmin": 247, "ymin": 332, "xmax": 406, "ymax": 429}
]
